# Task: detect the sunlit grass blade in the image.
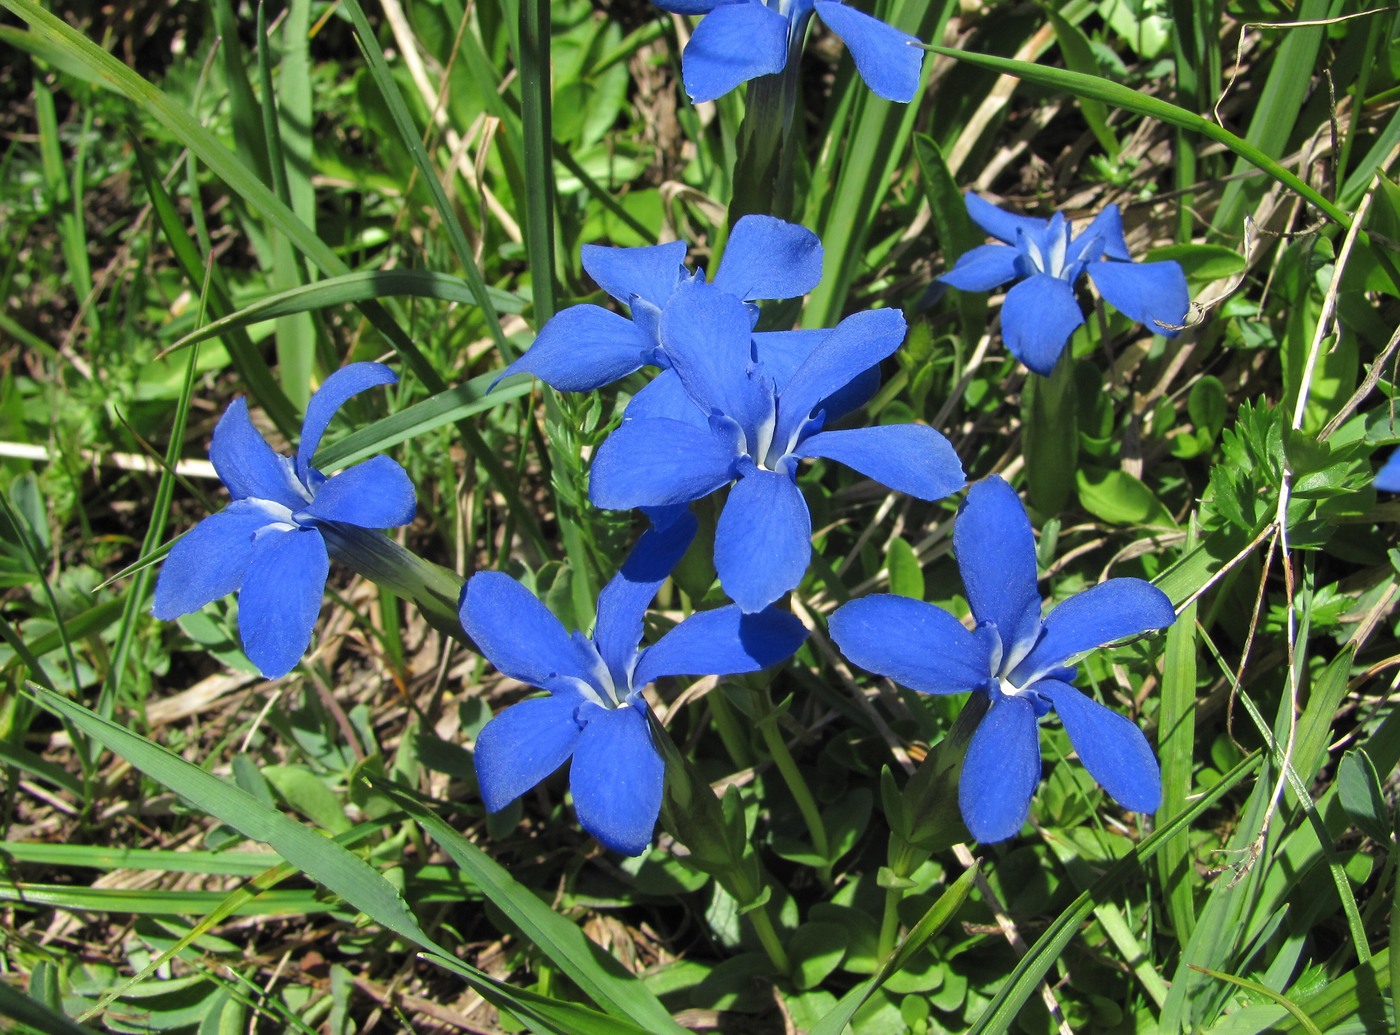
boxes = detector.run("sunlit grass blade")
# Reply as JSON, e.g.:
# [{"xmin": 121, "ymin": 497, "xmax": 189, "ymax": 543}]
[
  {"xmin": 375, "ymin": 778, "xmax": 690, "ymax": 1034},
  {"xmin": 1210, "ymin": 0, "xmax": 1328, "ymax": 237},
  {"xmin": 918, "ymin": 43, "xmax": 1349, "ymax": 228},
  {"xmin": 167, "ymin": 270, "xmax": 525, "ymax": 355},
  {"xmin": 1157, "ymin": 522, "xmax": 1201, "ymax": 946},
  {"xmin": 26, "ymin": 682, "xmax": 433, "ymax": 948},
  {"xmin": 810, "ymin": 861, "xmax": 979, "ymax": 1035},
  {"xmin": 968, "ymin": 750, "xmax": 1264, "ymax": 1034}
]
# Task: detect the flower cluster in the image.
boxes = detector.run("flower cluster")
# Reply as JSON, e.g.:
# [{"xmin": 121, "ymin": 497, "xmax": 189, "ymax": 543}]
[
  {"xmin": 153, "ymin": 363, "xmax": 414, "ymax": 678},
  {"xmin": 652, "ymin": 1, "xmax": 924, "ymax": 103},
  {"xmin": 830, "ymin": 476, "xmax": 1175, "ymax": 841}
]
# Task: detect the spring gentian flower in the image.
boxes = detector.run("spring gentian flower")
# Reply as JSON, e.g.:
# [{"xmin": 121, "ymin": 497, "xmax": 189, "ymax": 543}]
[
  {"xmin": 829, "ymin": 476, "xmax": 1175, "ymax": 842},
  {"xmin": 152, "ymin": 363, "xmax": 415, "ymax": 678},
  {"xmin": 589, "ymin": 280, "xmax": 965, "ymax": 612},
  {"xmin": 653, "ymin": 1, "xmax": 924, "ymax": 103},
  {"xmin": 498, "ymin": 215, "xmax": 821, "ymax": 393},
  {"xmin": 939, "ymin": 195, "xmax": 1191, "ymax": 376},
  {"xmin": 461, "ymin": 512, "xmax": 807, "ymax": 855},
  {"xmin": 1376, "ymin": 451, "xmax": 1400, "ymax": 491}
]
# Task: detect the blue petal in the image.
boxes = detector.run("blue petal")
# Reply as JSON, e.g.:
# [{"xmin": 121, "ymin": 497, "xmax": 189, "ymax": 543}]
[
  {"xmin": 237, "ymin": 527, "xmax": 330, "ymax": 678},
  {"xmin": 593, "ymin": 512, "xmax": 700, "ymax": 687},
  {"xmin": 651, "ymin": 0, "xmax": 720, "ymax": 12},
  {"xmin": 624, "ymin": 370, "xmax": 708, "ymax": 428},
  {"xmin": 209, "ymin": 398, "xmax": 305, "ymax": 509},
  {"xmin": 711, "ymin": 215, "xmax": 823, "ymax": 301},
  {"xmin": 1001, "ymin": 274, "xmax": 1083, "ymax": 375},
  {"xmin": 795, "ymin": 424, "xmax": 964, "ymax": 501},
  {"xmin": 500, "ymin": 305, "xmax": 653, "ymax": 391},
  {"xmin": 1376, "ymin": 450, "xmax": 1400, "ymax": 492},
  {"xmin": 714, "ymin": 468, "xmax": 811, "ymax": 612},
  {"xmin": 953, "ymin": 477, "xmax": 1043, "ymax": 655},
  {"xmin": 458, "ymin": 571, "xmax": 595, "ymax": 689},
  {"xmin": 1035, "ymin": 679, "xmax": 1161, "ymax": 813},
  {"xmin": 965, "ymin": 194, "xmax": 1048, "ymax": 245},
  {"xmin": 589, "ymin": 418, "xmax": 736, "ymax": 509},
  {"xmin": 814, "ymin": 0, "xmax": 923, "ymax": 102},
  {"xmin": 1068, "ymin": 204, "xmax": 1130, "ymax": 263},
  {"xmin": 570, "ymin": 700, "xmax": 665, "ymax": 855},
  {"xmin": 296, "ymin": 363, "xmax": 397, "ymax": 485},
  {"xmin": 754, "ymin": 329, "xmax": 879, "ymax": 423},
  {"xmin": 828, "ymin": 595, "xmax": 989, "ymax": 695},
  {"xmin": 938, "ymin": 243, "xmax": 1022, "ymax": 292},
  {"xmin": 1087, "ymin": 260, "xmax": 1191, "ymax": 337},
  {"xmin": 752, "ymin": 329, "xmax": 828, "ymax": 388},
  {"xmin": 682, "ymin": 0, "xmax": 790, "ymax": 103},
  {"xmin": 303, "ymin": 455, "xmax": 416, "ymax": 528},
  {"xmin": 660, "ymin": 281, "xmax": 766, "ymax": 420},
  {"xmin": 474, "ymin": 694, "xmax": 586, "ymax": 812},
  {"xmin": 959, "ymin": 693, "xmax": 1041, "ymax": 842},
  {"xmin": 634, "ymin": 604, "xmax": 808, "ymax": 685},
  {"xmin": 775, "ymin": 307, "xmax": 907, "ymax": 445},
  {"xmin": 152, "ymin": 500, "xmax": 280, "ymax": 619},
  {"xmin": 1011, "ymin": 578, "xmax": 1175, "ymax": 684},
  {"xmin": 581, "ymin": 240, "xmax": 689, "ymax": 310}
]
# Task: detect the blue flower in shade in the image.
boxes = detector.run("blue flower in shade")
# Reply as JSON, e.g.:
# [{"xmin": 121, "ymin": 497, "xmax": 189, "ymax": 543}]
[
  {"xmin": 461, "ymin": 512, "xmax": 807, "ymax": 855},
  {"xmin": 588, "ymin": 280, "xmax": 965, "ymax": 613},
  {"xmin": 652, "ymin": 1, "xmax": 924, "ymax": 103},
  {"xmin": 152, "ymin": 363, "xmax": 415, "ymax": 679},
  {"xmin": 829, "ymin": 476, "xmax": 1175, "ymax": 842},
  {"xmin": 1376, "ymin": 451, "xmax": 1400, "ymax": 491},
  {"xmin": 938, "ymin": 195, "xmax": 1191, "ymax": 376},
  {"xmin": 498, "ymin": 215, "xmax": 822, "ymax": 393}
]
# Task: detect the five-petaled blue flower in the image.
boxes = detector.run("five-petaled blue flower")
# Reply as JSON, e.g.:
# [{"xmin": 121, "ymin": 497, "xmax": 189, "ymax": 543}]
[
  {"xmin": 652, "ymin": 1, "xmax": 924, "ymax": 103},
  {"xmin": 829, "ymin": 476, "xmax": 1175, "ymax": 842},
  {"xmin": 588, "ymin": 280, "xmax": 965, "ymax": 613},
  {"xmin": 939, "ymin": 195, "xmax": 1191, "ymax": 376},
  {"xmin": 461, "ymin": 512, "xmax": 808, "ymax": 855},
  {"xmin": 152, "ymin": 363, "xmax": 415, "ymax": 679},
  {"xmin": 498, "ymin": 214, "xmax": 822, "ymax": 394}
]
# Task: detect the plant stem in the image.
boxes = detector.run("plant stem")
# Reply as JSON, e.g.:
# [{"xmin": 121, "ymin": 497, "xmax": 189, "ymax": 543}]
[
  {"xmin": 756, "ymin": 696, "xmax": 831, "ymax": 884},
  {"xmin": 746, "ymin": 897, "xmax": 792, "ymax": 975}
]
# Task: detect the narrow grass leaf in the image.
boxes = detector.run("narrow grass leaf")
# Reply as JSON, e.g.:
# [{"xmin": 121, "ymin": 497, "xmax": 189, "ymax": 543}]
[
  {"xmin": 811, "ymin": 862, "xmax": 979, "ymax": 1035},
  {"xmin": 1188, "ymin": 965, "xmax": 1324, "ymax": 1035},
  {"xmin": 25, "ymin": 683, "xmax": 432, "ymax": 948},
  {"xmin": 168, "ymin": 271, "xmax": 525, "ymax": 354},
  {"xmin": 0, "ymin": 979, "xmax": 98, "ymax": 1035},
  {"xmin": 968, "ymin": 751, "xmax": 1263, "ymax": 1034},
  {"xmin": 375, "ymin": 779, "xmax": 688, "ymax": 1034},
  {"xmin": 1157, "ymin": 539, "xmax": 1200, "ymax": 946}
]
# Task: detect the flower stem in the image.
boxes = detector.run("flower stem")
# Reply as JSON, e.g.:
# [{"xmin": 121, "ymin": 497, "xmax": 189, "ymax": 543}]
[
  {"xmin": 321, "ymin": 525, "xmax": 465, "ymax": 642},
  {"xmin": 746, "ymin": 896, "xmax": 792, "ymax": 975},
  {"xmin": 756, "ymin": 693, "xmax": 831, "ymax": 884}
]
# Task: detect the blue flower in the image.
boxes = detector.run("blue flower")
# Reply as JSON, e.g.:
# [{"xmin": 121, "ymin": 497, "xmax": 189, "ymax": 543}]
[
  {"xmin": 652, "ymin": 1, "xmax": 924, "ymax": 103},
  {"xmin": 152, "ymin": 363, "xmax": 415, "ymax": 679},
  {"xmin": 588, "ymin": 280, "xmax": 965, "ymax": 613},
  {"xmin": 498, "ymin": 215, "xmax": 822, "ymax": 394},
  {"xmin": 1377, "ymin": 451, "xmax": 1400, "ymax": 491},
  {"xmin": 938, "ymin": 195, "xmax": 1191, "ymax": 376},
  {"xmin": 829, "ymin": 476, "xmax": 1175, "ymax": 842},
  {"xmin": 461, "ymin": 512, "xmax": 807, "ymax": 855}
]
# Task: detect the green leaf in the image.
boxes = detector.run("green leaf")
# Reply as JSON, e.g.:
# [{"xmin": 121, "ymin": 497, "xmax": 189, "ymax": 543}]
[
  {"xmin": 811, "ymin": 862, "xmax": 979, "ymax": 1035},
  {"xmin": 25, "ymin": 683, "xmax": 430, "ymax": 947},
  {"xmin": 919, "ymin": 43, "xmax": 1348, "ymax": 228},
  {"xmin": 1076, "ymin": 467, "xmax": 1177, "ymax": 528},
  {"xmin": 790, "ymin": 922, "xmax": 848, "ymax": 990},
  {"xmin": 1337, "ymin": 748, "xmax": 1391, "ymax": 843},
  {"xmin": 1147, "ymin": 244, "xmax": 1246, "ymax": 282},
  {"xmin": 884, "ymin": 538, "xmax": 924, "ymax": 600},
  {"xmin": 372, "ymin": 780, "xmax": 688, "ymax": 1034}
]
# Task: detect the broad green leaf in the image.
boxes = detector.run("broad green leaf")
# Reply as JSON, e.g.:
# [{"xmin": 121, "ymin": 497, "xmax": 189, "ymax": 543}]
[
  {"xmin": 1337, "ymin": 748, "xmax": 1391, "ymax": 844},
  {"xmin": 1077, "ymin": 467, "xmax": 1177, "ymax": 528}
]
